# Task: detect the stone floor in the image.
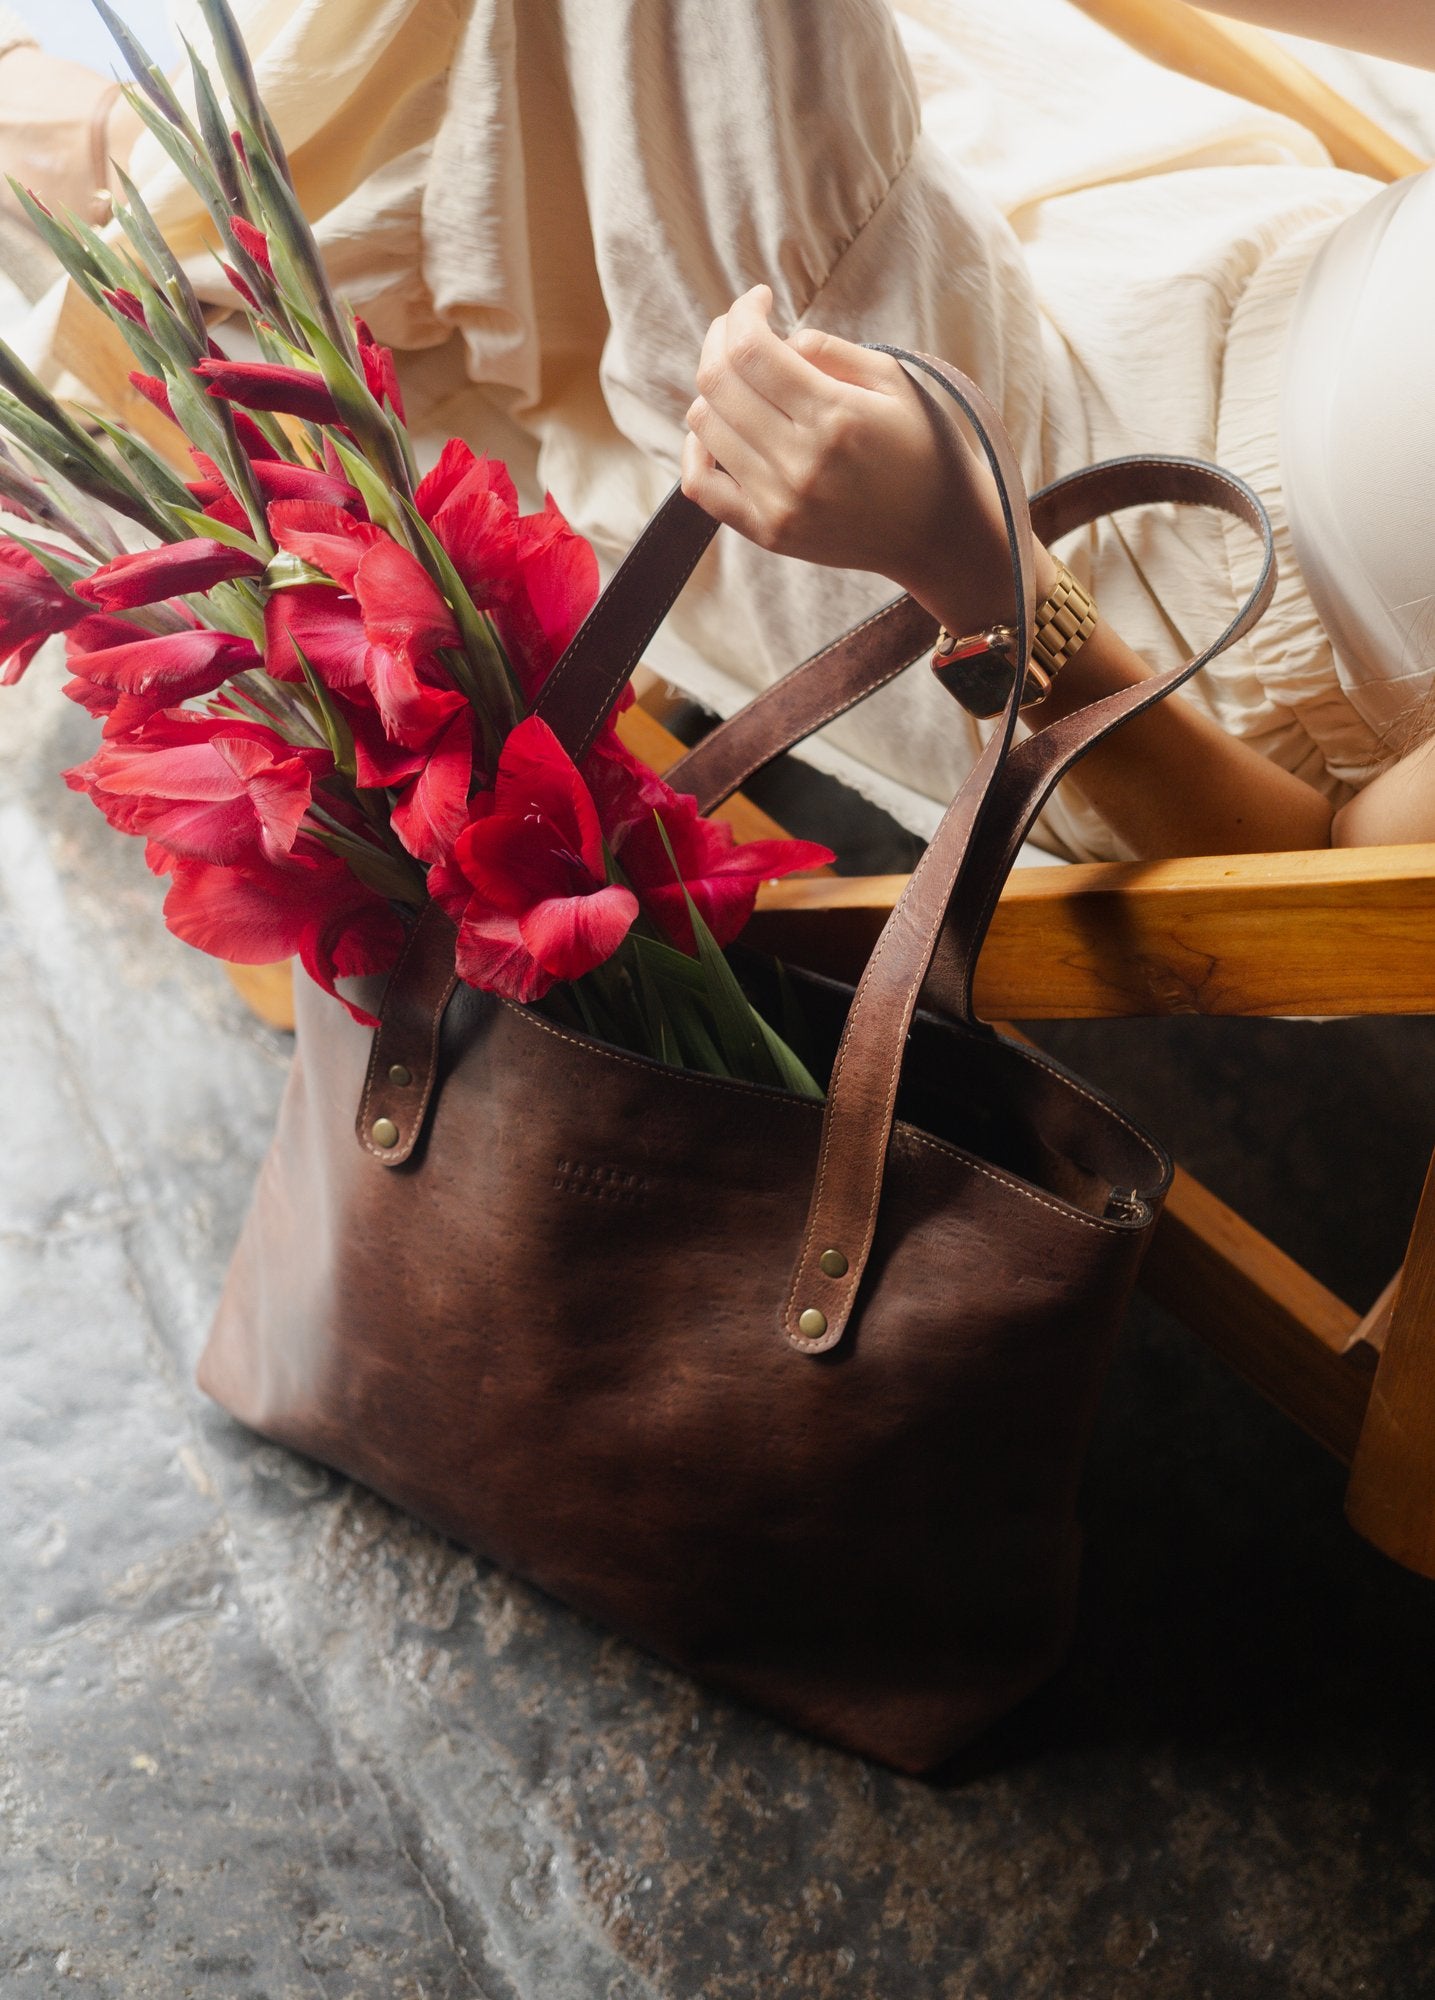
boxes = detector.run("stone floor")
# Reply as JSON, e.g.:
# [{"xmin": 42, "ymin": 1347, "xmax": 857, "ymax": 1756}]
[{"xmin": 5, "ymin": 668, "xmax": 1435, "ymax": 2000}]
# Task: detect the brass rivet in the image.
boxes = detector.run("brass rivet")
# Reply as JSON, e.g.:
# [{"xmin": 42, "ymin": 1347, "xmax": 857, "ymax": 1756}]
[
  {"xmin": 819, "ymin": 1248, "xmax": 848, "ymax": 1279},
  {"xmin": 797, "ymin": 1307, "xmax": 828, "ymax": 1340},
  {"xmin": 371, "ymin": 1117, "xmax": 400, "ymax": 1149},
  {"xmin": 388, "ymin": 1063, "xmax": 413, "ymax": 1087}
]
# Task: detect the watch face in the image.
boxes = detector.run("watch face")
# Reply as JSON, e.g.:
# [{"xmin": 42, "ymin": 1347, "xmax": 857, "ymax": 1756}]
[{"xmin": 931, "ymin": 631, "xmax": 1018, "ymax": 716}]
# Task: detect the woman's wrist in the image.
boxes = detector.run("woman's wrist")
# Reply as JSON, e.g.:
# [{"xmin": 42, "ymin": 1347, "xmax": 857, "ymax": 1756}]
[{"xmin": 908, "ymin": 538, "xmax": 1063, "ymax": 650}]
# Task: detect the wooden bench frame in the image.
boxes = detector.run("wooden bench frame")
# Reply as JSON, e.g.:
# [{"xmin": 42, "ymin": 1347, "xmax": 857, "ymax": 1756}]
[{"xmin": 56, "ymin": 0, "xmax": 1435, "ymax": 1575}]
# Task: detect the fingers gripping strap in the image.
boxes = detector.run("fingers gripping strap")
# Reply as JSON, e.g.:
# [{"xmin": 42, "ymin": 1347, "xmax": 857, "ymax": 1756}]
[{"xmin": 783, "ymin": 349, "xmax": 1040, "ymax": 1354}]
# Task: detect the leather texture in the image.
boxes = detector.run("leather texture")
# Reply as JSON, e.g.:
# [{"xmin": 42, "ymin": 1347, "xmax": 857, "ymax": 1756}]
[{"xmin": 201, "ymin": 348, "xmax": 1273, "ymax": 1771}]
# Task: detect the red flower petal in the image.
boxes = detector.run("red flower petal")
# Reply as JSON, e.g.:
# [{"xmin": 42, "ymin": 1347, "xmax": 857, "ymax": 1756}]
[
  {"xmin": 391, "ymin": 707, "xmax": 473, "ymax": 866},
  {"xmin": 67, "ymin": 713, "xmax": 329, "ymax": 865},
  {"xmin": 75, "ymin": 536, "xmax": 264, "ymax": 610},
  {"xmin": 416, "ymin": 438, "xmax": 518, "ymax": 525},
  {"xmin": 360, "ymin": 640, "xmax": 467, "ymax": 747},
  {"xmin": 351, "ymin": 537, "xmax": 459, "ymax": 661},
  {"xmin": 264, "ymin": 585, "xmax": 369, "ymax": 688},
  {"xmin": 64, "ymin": 624, "xmax": 261, "ymax": 700},
  {"xmin": 490, "ymin": 715, "xmax": 605, "ymax": 881},
  {"xmin": 158, "ymin": 845, "xmax": 404, "ymax": 1026},
  {"xmin": 518, "ymin": 882, "xmax": 638, "ymax": 981},
  {"xmin": 0, "ymin": 540, "xmax": 87, "ymax": 682},
  {"xmin": 193, "ymin": 357, "xmax": 340, "ymax": 424},
  {"xmin": 619, "ymin": 793, "xmax": 833, "ymax": 953},
  {"xmin": 452, "ymin": 904, "xmax": 551, "ymax": 1003}
]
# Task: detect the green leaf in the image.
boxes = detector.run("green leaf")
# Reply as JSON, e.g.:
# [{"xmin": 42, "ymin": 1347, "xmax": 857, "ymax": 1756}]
[
  {"xmin": 0, "ymin": 333, "xmax": 95, "ymax": 451},
  {"xmin": 325, "ymin": 432, "xmax": 405, "ymax": 537},
  {"xmin": 5, "ymin": 183, "xmax": 109, "ymax": 308},
  {"xmin": 289, "ymin": 638, "xmax": 356, "ymax": 779},
  {"xmin": 83, "ymin": 411, "xmax": 195, "ymax": 513},
  {"xmin": 751, "ymin": 1008, "xmax": 823, "ymax": 1101},
  {"xmin": 119, "ymin": 85, "xmax": 224, "ymax": 220},
  {"xmin": 182, "ymin": 35, "xmax": 247, "ymax": 214},
  {"xmin": 169, "ymin": 506, "xmax": 266, "ymax": 559},
  {"xmin": 192, "ymin": 0, "xmax": 267, "ymax": 137},
  {"xmin": 92, "ymin": 0, "xmax": 197, "ymax": 133},
  {"xmin": 0, "ymin": 390, "xmax": 159, "ymax": 532},
  {"xmin": 108, "ymin": 164, "xmax": 207, "ymax": 337},
  {"xmin": 398, "ymin": 495, "xmax": 525, "ymax": 729}
]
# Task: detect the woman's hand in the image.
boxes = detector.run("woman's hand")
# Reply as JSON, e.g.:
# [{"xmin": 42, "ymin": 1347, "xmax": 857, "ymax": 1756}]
[{"xmin": 680, "ymin": 285, "xmax": 1048, "ymax": 636}]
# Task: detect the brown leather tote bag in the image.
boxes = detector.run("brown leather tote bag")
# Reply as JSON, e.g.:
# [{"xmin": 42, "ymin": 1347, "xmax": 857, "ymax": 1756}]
[{"xmin": 199, "ymin": 354, "xmax": 1274, "ymax": 1771}]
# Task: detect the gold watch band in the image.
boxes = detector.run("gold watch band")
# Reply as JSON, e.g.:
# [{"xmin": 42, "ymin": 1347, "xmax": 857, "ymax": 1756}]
[
  {"xmin": 931, "ymin": 561, "xmax": 1097, "ymax": 719},
  {"xmin": 1030, "ymin": 564, "xmax": 1098, "ymax": 681}
]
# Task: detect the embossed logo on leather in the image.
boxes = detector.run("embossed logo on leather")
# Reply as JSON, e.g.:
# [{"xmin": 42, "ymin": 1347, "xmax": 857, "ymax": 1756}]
[{"xmin": 553, "ymin": 1158, "xmax": 651, "ymax": 1206}]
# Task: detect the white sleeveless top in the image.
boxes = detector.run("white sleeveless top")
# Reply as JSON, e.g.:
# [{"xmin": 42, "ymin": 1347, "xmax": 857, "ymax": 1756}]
[{"xmin": 1281, "ymin": 168, "xmax": 1435, "ymax": 753}]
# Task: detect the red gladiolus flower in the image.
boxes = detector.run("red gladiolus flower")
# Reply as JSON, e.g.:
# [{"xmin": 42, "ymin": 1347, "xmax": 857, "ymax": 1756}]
[
  {"xmin": 439, "ymin": 715, "xmax": 637, "ymax": 1002},
  {"xmin": 0, "ymin": 540, "xmax": 87, "ymax": 682},
  {"xmin": 65, "ymin": 617, "xmax": 260, "ymax": 705},
  {"xmin": 155, "ymin": 837, "xmax": 404, "ymax": 1026},
  {"xmin": 618, "ymin": 791, "xmax": 833, "ymax": 955},
  {"xmin": 270, "ymin": 502, "xmax": 466, "ymax": 746},
  {"xmin": 194, "ymin": 357, "xmax": 341, "ymax": 425},
  {"xmin": 65, "ymin": 711, "xmax": 330, "ymax": 865},
  {"xmin": 75, "ymin": 536, "xmax": 265, "ymax": 611}
]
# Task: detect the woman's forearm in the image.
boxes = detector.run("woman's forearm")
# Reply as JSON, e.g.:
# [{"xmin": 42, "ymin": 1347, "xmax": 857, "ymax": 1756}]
[
  {"xmin": 1195, "ymin": 0, "xmax": 1435, "ymax": 72},
  {"xmin": 921, "ymin": 553, "xmax": 1335, "ymax": 859}
]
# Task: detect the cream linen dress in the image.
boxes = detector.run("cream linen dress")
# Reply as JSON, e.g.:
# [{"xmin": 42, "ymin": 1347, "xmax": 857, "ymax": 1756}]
[{"xmin": 60, "ymin": 0, "xmax": 1413, "ymax": 857}]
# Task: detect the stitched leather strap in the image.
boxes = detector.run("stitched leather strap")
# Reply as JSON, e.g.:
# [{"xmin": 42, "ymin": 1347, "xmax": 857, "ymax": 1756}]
[{"xmin": 354, "ymin": 897, "xmax": 459, "ymax": 1163}]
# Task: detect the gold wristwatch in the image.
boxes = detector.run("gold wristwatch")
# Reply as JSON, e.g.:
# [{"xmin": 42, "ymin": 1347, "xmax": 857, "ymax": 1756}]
[{"xmin": 930, "ymin": 562, "xmax": 1098, "ymax": 720}]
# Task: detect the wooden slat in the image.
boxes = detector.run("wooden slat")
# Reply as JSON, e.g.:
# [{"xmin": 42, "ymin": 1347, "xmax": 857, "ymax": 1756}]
[
  {"xmin": 747, "ymin": 843, "xmax": 1435, "ymax": 1018},
  {"xmin": 224, "ymin": 959, "xmax": 297, "ymax": 1031},
  {"xmin": 1347, "ymin": 1156, "xmax": 1435, "ymax": 1578},
  {"xmin": 1143, "ymin": 1167, "xmax": 1376, "ymax": 1463},
  {"xmin": 1072, "ymin": 0, "xmax": 1427, "ymax": 181}
]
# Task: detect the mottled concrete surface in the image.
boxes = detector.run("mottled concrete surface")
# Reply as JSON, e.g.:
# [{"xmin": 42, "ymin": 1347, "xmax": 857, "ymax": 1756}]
[{"xmin": 5, "ymin": 668, "xmax": 1435, "ymax": 2000}]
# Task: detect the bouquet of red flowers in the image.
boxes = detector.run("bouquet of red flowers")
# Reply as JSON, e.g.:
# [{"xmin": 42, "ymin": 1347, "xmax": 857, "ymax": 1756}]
[{"xmin": 0, "ymin": 0, "xmax": 830, "ymax": 1092}]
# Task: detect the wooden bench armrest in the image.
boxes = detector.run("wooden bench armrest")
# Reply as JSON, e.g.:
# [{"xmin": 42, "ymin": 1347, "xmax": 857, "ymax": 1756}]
[{"xmin": 748, "ymin": 844, "xmax": 1435, "ymax": 1018}]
